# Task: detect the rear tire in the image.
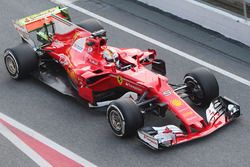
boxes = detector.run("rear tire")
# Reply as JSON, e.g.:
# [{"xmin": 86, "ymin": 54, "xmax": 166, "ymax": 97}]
[
  {"xmin": 184, "ymin": 67, "xmax": 219, "ymax": 106},
  {"xmin": 4, "ymin": 43, "xmax": 39, "ymax": 80},
  {"xmin": 107, "ymin": 98, "xmax": 144, "ymax": 137},
  {"xmin": 77, "ymin": 18, "xmax": 104, "ymax": 33}
]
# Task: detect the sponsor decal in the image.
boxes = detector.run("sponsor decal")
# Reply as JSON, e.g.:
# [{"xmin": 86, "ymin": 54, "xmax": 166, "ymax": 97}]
[
  {"xmin": 117, "ymin": 76, "xmax": 123, "ymax": 85},
  {"xmin": 114, "ymin": 75, "xmax": 143, "ymax": 91},
  {"xmin": 89, "ymin": 59, "xmax": 98, "ymax": 65},
  {"xmin": 163, "ymin": 90, "xmax": 171, "ymax": 96},
  {"xmin": 72, "ymin": 38, "xmax": 86, "ymax": 52},
  {"xmin": 171, "ymin": 99, "xmax": 183, "ymax": 107},
  {"xmin": 53, "ymin": 40, "xmax": 64, "ymax": 48},
  {"xmin": 17, "ymin": 7, "xmax": 61, "ymax": 26},
  {"xmin": 143, "ymin": 134, "xmax": 158, "ymax": 145},
  {"xmin": 58, "ymin": 54, "xmax": 68, "ymax": 66},
  {"xmin": 25, "ymin": 18, "xmax": 30, "ymax": 23},
  {"xmin": 138, "ymin": 131, "xmax": 158, "ymax": 149},
  {"xmin": 87, "ymin": 47, "xmax": 93, "ymax": 53},
  {"xmin": 183, "ymin": 111, "xmax": 193, "ymax": 117},
  {"xmin": 125, "ymin": 82, "xmax": 143, "ymax": 92}
]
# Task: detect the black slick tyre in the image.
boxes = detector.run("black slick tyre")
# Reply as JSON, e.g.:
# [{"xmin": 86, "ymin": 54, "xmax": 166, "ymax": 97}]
[
  {"xmin": 4, "ymin": 43, "xmax": 38, "ymax": 80},
  {"xmin": 107, "ymin": 98, "xmax": 144, "ymax": 137},
  {"xmin": 184, "ymin": 67, "xmax": 219, "ymax": 106}
]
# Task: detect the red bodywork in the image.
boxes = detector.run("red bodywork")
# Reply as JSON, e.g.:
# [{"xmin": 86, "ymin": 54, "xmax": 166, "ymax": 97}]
[
  {"xmin": 40, "ymin": 21, "xmax": 234, "ymax": 147},
  {"xmin": 11, "ymin": 7, "xmax": 238, "ymax": 148}
]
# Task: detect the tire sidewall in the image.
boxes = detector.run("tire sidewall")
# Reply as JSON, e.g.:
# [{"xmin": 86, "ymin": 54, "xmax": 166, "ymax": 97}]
[
  {"xmin": 107, "ymin": 104, "xmax": 126, "ymax": 137},
  {"xmin": 4, "ymin": 44, "xmax": 39, "ymax": 80},
  {"xmin": 4, "ymin": 50, "xmax": 20, "ymax": 79},
  {"xmin": 184, "ymin": 75, "xmax": 204, "ymax": 105},
  {"xmin": 184, "ymin": 67, "xmax": 219, "ymax": 106},
  {"xmin": 107, "ymin": 99, "xmax": 143, "ymax": 137}
]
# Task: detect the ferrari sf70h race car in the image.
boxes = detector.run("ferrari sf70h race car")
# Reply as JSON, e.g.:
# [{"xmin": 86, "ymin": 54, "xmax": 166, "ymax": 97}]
[{"xmin": 3, "ymin": 6, "xmax": 240, "ymax": 149}]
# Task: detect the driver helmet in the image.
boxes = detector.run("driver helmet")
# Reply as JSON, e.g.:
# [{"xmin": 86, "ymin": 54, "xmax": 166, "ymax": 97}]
[{"xmin": 103, "ymin": 48, "xmax": 119, "ymax": 62}]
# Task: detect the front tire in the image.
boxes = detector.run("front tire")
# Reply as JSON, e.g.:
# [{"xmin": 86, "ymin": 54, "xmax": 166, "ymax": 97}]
[
  {"xmin": 184, "ymin": 67, "xmax": 219, "ymax": 106},
  {"xmin": 107, "ymin": 98, "xmax": 144, "ymax": 137},
  {"xmin": 4, "ymin": 43, "xmax": 38, "ymax": 80}
]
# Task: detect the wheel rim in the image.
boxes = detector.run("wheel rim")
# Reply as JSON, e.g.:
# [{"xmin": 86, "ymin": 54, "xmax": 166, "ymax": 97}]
[
  {"xmin": 185, "ymin": 78, "xmax": 204, "ymax": 104},
  {"xmin": 5, "ymin": 55, "xmax": 17, "ymax": 75},
  {"xmin": 109, "ymin": 110, "xmax": 123, "ymax": 132}
]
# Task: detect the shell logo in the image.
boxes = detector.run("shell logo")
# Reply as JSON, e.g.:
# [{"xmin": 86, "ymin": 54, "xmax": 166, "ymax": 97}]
[{"xmin": 171, "ymin": 99, "xmax": 183, "ymax": 107}]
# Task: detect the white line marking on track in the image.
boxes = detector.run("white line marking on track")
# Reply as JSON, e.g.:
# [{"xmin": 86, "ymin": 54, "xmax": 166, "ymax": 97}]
[
  {"xmin": 0, "ymin": 123, "xmax": 53, "ymax": 167},
  {"xmin": 0, "ymin": 112, "xmax": 97, "ymax": 167},
  {"xmin": 53, "ymin": 0, "xmax": 250, "ymax": 87}
]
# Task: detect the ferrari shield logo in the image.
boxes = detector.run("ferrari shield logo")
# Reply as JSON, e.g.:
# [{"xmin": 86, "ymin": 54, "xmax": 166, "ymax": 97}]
[{"xmin": 117, "ymin": 76, "xmax": 123, "ymax": 85}]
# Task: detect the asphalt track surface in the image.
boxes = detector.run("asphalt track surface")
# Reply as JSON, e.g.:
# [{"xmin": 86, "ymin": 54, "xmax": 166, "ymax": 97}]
[{"xmin": 0, "ymin": 0, "xmax": 250, "ymax": 166}]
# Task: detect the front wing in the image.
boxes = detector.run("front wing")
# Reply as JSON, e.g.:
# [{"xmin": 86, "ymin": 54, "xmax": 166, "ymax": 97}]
[{"xmin": 138, "ymin": 96, "xmax": 240, "ymax": 150}]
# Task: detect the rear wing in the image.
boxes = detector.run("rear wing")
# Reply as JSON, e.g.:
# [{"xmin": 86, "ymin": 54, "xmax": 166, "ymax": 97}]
[
  {"xmin": 13, "ymin": 6, "xmax": 70, "ymax": 47},
  {"xmin": 13, "ymin": 6, "xmax": 70, "ymax": 33}
]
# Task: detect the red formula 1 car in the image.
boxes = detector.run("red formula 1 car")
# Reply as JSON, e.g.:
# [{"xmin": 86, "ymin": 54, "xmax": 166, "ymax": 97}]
[{"xmin": 4, "ymin": 6, "xmax": 240, "ymax": 149}]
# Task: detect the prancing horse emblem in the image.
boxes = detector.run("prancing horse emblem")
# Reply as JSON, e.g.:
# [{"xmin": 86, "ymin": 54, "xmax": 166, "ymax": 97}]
[{"xmin": 117, "ymin": 76, "xmax": 123, "ymax": 85}]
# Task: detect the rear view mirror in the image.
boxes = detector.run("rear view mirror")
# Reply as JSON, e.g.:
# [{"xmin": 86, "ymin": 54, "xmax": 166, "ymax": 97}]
[{"xmin": 152, "ymin": 59, "xmax": 166, "ymax": 76}]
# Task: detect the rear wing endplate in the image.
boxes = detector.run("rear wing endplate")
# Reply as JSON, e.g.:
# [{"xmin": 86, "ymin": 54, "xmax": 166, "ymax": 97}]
[{"xmin": 12, "ymin": 6, "xmax": 70, "ymax": 48}]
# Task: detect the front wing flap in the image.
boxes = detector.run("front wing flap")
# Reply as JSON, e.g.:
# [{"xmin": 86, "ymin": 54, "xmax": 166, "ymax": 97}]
[{"xmin": 137, "ymin": 96, "xmax": 240, "ymax": 150}]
